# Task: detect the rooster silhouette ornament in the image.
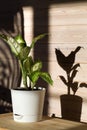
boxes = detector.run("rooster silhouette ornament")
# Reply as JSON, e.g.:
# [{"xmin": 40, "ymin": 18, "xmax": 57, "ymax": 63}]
[{"xmin": 55, "ymin": 46, "xmax": 84, "ymax": 95}]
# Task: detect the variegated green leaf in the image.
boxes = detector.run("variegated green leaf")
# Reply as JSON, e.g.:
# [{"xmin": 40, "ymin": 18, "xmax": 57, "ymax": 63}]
[
  {"xmin": 31, "ymin": 61, "xmax": 42, "ymax": 72},
  {"xmin": 18, "ymin": 46, "xmax": 30, "ymax": 60},
  {"xmin": 40, "ymin": 72, "xmax": 53, "ymax": 85},
  {"xmin": 30, "ymin": 33, "xmax": 47, "ymax": 49},
  {"xmin": 30, "ymin": 71, "xmax": 40, "ymax": 84},
  {"xmin": 23, "ymin": 56, "xmax": 33, "ymax": 74}
]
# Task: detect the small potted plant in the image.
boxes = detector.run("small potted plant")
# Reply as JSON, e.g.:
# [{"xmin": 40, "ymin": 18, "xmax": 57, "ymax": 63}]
[
  {"xmin": 0, "ymin": 33, "xmax": 53, "ymax": 123},
  {"xmin": 55, "ymin": 46, "xmax": 84, "ymax": 121}
]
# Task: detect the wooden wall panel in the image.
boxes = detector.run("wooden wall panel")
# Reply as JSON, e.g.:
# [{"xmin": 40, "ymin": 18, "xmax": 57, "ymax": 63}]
[
  {"xmin": 48, "ymin": 2, "xmax": 87, "ymax": 123},
  {"xmin": 23, "ymin": 1, "xmax": 87, "ymax": 123}
]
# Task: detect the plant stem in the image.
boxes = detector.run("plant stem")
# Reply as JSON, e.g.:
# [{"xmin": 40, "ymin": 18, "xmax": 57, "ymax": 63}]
[{"xmin": 19, "ymin": 60, "xmax": 28, "ymax": 88}]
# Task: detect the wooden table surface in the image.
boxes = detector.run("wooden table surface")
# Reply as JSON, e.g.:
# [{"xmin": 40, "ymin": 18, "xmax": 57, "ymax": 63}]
[{"xmin": 0, "ymin": 113, "xmax": 87, "ymax": 130}]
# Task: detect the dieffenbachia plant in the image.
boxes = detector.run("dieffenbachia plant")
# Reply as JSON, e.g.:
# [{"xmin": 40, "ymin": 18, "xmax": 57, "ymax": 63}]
[{"xmin": 0, "ymin": 34, "xmax": 53, "ymax": 89}]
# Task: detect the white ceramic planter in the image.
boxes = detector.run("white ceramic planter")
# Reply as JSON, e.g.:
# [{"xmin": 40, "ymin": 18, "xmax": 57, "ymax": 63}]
[{"xmin": 11, "ymin": 87, "xmax": 46, "ymax": 123}]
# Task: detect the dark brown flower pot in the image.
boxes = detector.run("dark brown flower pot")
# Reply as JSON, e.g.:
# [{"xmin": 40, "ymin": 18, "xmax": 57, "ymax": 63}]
[{"xmin": 60, "ymin": 94, "xmax": 83, "ymax": 122}]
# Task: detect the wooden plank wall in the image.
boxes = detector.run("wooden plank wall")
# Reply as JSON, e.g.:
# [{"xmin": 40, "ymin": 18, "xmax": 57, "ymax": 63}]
[
  {"xmin": 48, "ymin": 2, "xmax": 87, "ymax": 123},
  {"xmin": 23, "ymin": 1, "xmax": 87, "ymax": 123}
]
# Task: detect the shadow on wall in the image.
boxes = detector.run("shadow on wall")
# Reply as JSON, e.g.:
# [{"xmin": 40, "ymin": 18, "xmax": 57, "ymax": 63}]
[
  {"xmin": 0, "ymin": 39, "xmax": 21, "ymax": 113},
  {"xmin": 55, "ymin": 46, "xmax": 87, "ymax": 122},
  {"xmin": 55, "ymin": 46, "xmax": 83, "ymax": 96},
  {"xmin": 0, "ymin": 0, "xmax": 23, "ymax": 113},
  {"xmin": 0, "ymin": 0, "xmax": 24, "ymax": 36}
]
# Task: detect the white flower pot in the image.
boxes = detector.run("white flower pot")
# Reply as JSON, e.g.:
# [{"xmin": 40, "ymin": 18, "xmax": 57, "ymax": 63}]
[{"xmin": 11, "ymin": 87, "xmax": 46, "ymax": 123}]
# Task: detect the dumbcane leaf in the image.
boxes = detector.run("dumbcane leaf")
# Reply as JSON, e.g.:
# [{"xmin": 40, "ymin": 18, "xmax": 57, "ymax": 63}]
[
  {"xmin": 31, "ymin": 61, "xmax": 42, "ymax": 72},
  {"xmin": 18, "ymin": 46, "xmax": 30, "ymax": 60},
  {"xmin": 40, "ymin": 72, "xmax": 53, "ymax": 85},
  {"xmin": 14, "ymin": 35, "xmax": 26, "ymax": 45},
  {"xmin": 14, "ymin": 35, "xmax": 26, "ymax": 50},
  {"xmin": 0, "ymin": 34, "xmax": 19, "ymax": 56},
  {"xmin": 30, "ymin": 33, "xmax": 47, "ymax": 49},
  {"xmin": 59, "ymin": 76, "xmax": 67, "ymax": 85},
  {"xmin": 0, "ymin": 34, "xmax": 27, "ymax": 57},
  {"xmin": 23, "ymin": 56, "xmax": 33, "ymax": 74},
  {"xmin": 30, "ymin": 71, "xmax": 40, "ymax": 85}
]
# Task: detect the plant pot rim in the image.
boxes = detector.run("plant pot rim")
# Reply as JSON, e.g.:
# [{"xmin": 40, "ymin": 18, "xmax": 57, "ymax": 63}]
[{"xmin": 11, "ymin": 87, "xmax": 45, "ymax": 91}]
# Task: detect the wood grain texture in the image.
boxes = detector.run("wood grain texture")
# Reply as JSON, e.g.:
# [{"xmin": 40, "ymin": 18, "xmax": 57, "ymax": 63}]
[{"xmin": 0, "ymin": 113, "xmax": 87, "ymax": 130}]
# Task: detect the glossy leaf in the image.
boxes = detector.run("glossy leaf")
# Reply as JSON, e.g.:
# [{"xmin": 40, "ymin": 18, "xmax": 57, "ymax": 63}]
[
  {"xmin": 31, "ymin": 61, "xmax": 42, "ymax": 72},
  {"xmin": 30, "ymin": 71, "xmax": 40, "ymax": 84},
  {"xmin": 40, "ymin": 72, "xmax": 53, "ymax": 85},
  {"xmin": 23, "ymin": 56, "xmax": 33, "ymax": 75},
  {"xmin": 15, "ymin": 35, "xmax": 25, "ymax": 44},
  {"xmin": 0, "ymin": 33, "xmax": 53, "ymax": 89},
  {"xmin": 0, "ymin": 34, "xmax": 19, "ymax": 56},
  {"xmin": 18, "ymin": 46, "xmax": 30, "ymax": 60},
  {"xmin": 30, "ymin": 33, "xmax": 47, "ymax": 49}
]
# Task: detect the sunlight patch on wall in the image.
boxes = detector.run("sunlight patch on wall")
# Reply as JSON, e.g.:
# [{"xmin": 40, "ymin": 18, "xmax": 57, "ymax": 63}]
[
  {"xmin": 23, "ymin": 6, "xmax": 34, "ymax": 45},
  {"xmin": 48, "ymin": 2, "xmax": 87, "ymax": 123}
]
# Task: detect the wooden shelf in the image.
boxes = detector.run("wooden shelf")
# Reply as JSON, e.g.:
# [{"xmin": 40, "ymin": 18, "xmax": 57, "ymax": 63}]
[{"xmin": 0, "ymin": 113, "xmax": 87, "ymax": 130}]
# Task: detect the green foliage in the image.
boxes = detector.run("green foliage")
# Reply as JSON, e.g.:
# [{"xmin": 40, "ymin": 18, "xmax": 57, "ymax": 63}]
[{"xmin": 0, "ymin": 33, "xmax": 53, "ymax": 89}]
